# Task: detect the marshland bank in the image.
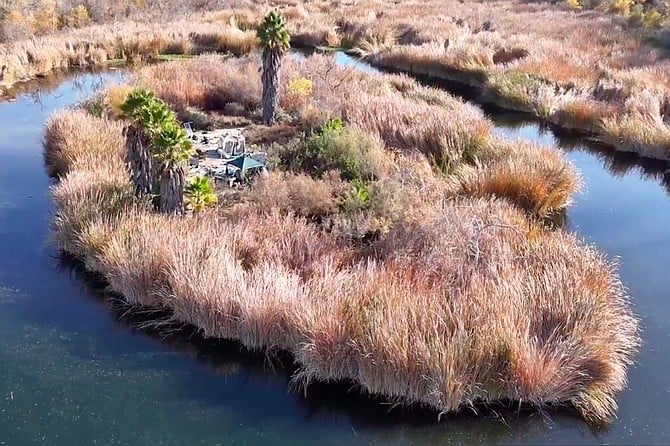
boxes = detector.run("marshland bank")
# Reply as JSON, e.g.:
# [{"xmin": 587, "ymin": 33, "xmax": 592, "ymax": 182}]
[
  {"xmin": 2, "ymin": 0, "xmax": 670, "ymax": 160},
  {"xmin": 0, "ymin": 62, "xmax": 668, "ymax": 445},
  {"xmin": 43, "ymin": 46, "xmax": 639, "ymax": 428}
]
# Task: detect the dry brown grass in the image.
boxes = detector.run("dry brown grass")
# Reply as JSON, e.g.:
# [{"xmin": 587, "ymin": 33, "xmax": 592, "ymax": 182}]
[
  {"xmin": 461, "ymin": 138, "xmax": 582, "ymax": 217},
  {"xmin": 4, "ymin": 0, "xmax": 670, "ymax": 158},
  {"xmin": 138, "ymin": 54, "xmax": 579, "ymax": 217},
  {"xmin": 42, "ymin": 53, "xmax": 639, "ymax": 425},
  {"xmin": 43, "ymin": 108, "xmax": 125, "ymax": 177},
  {"xmin": 138, "ymin": 56, "xmax": 262, "ymax": 112},
  {"xmin": 248, "ymin": 170, "xmax": 347, "ymax": 220},
  {"xmin": 0, "ymin": 17, "xmax": 259, "ymax": 89},
  {"xmin": 46, "ymin": 125, "xmax": 639, "ymax": 424}
]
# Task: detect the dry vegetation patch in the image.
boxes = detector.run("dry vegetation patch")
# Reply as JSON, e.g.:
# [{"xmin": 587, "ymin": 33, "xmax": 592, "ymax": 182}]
[
  {"xmin": 43, "ymin": 53, "xmax": 639, "ymax": 425},
  {"xmin": 3, "ymin": 0, "xmax": 670, "ymax": 157}
]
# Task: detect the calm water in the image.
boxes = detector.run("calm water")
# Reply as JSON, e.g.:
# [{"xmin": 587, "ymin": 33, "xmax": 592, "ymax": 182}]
[{"xmin": 0, "ymin": 63, "xmax": 669, "ymax": 445}]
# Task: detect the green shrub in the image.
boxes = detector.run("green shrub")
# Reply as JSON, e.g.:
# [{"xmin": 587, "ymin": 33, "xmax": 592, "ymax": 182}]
[
  {"xmin": 280, "ymin": 121, "xmax": 379, "ymax": 182},
  {"xmin": 319, "ymin": 117, "xmax": 344, "ymax": 135},
  {"xmin": 340, "ymin": 179, "xmax": 372, "ymax": 214},
  {"xmin": 185, "ymin": 176, "xmax": 218, "ymax": 212}
]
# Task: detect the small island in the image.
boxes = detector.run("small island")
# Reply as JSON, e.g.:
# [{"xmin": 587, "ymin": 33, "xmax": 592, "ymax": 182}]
[{"xmin": 40, "ymin": 10, "xmax": 640, "ymax": 426}]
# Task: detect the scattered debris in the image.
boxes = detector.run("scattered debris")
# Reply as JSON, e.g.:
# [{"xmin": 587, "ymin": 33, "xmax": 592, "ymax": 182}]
[{"xmin": 185, "ymin": 124, "xmax": 268, "ymax": 186}]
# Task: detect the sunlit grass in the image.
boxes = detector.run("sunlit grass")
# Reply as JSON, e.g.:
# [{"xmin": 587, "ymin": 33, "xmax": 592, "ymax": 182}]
[{"xmin": 42, "ymin": 49, "xmax": 639, "ymax": 426}]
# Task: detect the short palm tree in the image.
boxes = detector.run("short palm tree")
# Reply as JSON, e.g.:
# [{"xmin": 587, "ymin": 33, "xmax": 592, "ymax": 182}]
[
  {"xmin": 257, "ymin": 10, "xmax": 290, "ymax": 125},
  {"xmin": 120, "ymin": 89, "xmax": 174, "ymax": 197},
  {"xmin": 153, "ymin": 121, "xmax": 194, "ymax": 215},
  {"xmin": 185, "ymin": 176, "xmax": 218, "ymax": 213}
]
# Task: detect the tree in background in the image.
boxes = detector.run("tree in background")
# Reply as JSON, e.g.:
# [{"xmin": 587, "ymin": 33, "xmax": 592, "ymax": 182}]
[{"xmin": 257, "ymin": 10, "xmax": 290, "ymax": 125}]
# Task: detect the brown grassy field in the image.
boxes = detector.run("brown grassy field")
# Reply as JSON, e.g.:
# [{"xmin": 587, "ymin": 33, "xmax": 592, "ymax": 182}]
[
  {"xmin": 2, "ymin": 0, "xmax": 670, "ymax": 157},
  {"xmin": 43, "ymin": 53, "xmax": 639, "ymax": 424},
  {"xmin": 137, "ymin": 54, "xmax": 582, "ymax": 216}
]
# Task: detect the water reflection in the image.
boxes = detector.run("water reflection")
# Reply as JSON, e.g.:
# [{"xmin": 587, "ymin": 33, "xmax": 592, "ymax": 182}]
[
  {"xmin": 1, "ymin": 67, "xmax": 124, "ymax": 106},
  {"xmin": 491, "ymin": 111, "xmax": 670, "ymax": 196},
  {"xmin": 342, "ymin": 50, "xmax": 670, "ymax": 198}
]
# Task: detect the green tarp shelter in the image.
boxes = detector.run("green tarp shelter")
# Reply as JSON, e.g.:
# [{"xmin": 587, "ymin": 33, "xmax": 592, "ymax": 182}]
[{"xmin": 227, "ymin": 155, "xmax": 265, "ymax": 172}]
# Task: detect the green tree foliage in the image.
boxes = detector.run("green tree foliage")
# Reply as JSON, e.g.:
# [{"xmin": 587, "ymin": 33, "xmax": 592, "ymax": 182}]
[
  {"xmin": 120, "ymin": 89, "xmax": 164, "ymax": 196},
  {"xmin": 120, "ymin": 88, "xmax": 193, "ymax": 214},
  {"xmin": 153, "ymin": 120, "xmax": 194, "ymax": 214},
  {"xmin": 185, "ymin": 175, "xmax": 218, "ymax": 213}
]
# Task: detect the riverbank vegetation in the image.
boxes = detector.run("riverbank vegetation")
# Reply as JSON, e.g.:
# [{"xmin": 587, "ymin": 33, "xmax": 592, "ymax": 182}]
[
  {"xmin": 43, "ymin": 42, "xmax": 639, "ymax": 425},
  {"xmin": 3, "ymin": 0, "xmax": 670, "ymax": 160}
]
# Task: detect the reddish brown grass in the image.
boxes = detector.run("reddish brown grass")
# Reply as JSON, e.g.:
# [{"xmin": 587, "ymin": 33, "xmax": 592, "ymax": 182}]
[{"xmin": 42, "ymin": 56, "xmax": 639, "ymax": 425}]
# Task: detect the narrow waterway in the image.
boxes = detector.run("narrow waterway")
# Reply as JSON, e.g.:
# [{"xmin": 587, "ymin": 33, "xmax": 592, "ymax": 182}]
[{"xmin": 0, "ymin": 59, "xmax": 669, "ymax": 445}]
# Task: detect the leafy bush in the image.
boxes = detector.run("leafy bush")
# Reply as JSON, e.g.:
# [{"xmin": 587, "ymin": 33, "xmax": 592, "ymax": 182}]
[
  {"xmin": 610, "ymin": 0, "xmax": 634, "ymax": 16},
  {"xmin": 319, "ymin": 117, "xmax": 344, "ymax": 134},
  {"xmin": 282, "ymin": 77, "xmax": 314, "ymax": 113},
  {"xmin": 185, "ymin": 176, "xmax": 217, "ymax": 212},
  {"xmin": 566, "ymin": 0, "xmax": 582, "ymax": 10},
  {"xmin": 339, "ymin": 179, "xmax": 372, "ymax": 214},
  {"xmin": 643, "ymin": 9, "xmax": 664, "ymax": 28},
  {"xmin": 63, "ymin": 5, "xmax": 91, "ymax": 28},
  {"xmin": 279, "ymin": 120, "xmax": 380, "ymax": 182}
]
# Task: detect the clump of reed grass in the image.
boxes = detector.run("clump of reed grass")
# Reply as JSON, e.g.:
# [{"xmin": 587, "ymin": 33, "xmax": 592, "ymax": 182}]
[
  {"xmin": 0, "ymin": 19, "xmax": 259, "ymax": 90},
  {"xmin": 43, "ymin": 108, "xmax": 125, "ymax": 177},
  {"xmin": 139, "ymin": 55, "xmax": 262, "ymax": 112},
  {"xmin": 51, "ymin": 167, "xmax": 137, "ymax": 263},
  {"xmin": 461, "ymin": 137, "xmax": 582, "ymax": 217},
  {"xmin": 246, "ymin": 170, "xmax": 347, "ymax": 220},
  {"xmin": 599, "ymin": 113, "xmax": 670, "ymax": 160},
  {"xmin": 344, "ymin": 92, "xmax": 491, "ymax": 169}
]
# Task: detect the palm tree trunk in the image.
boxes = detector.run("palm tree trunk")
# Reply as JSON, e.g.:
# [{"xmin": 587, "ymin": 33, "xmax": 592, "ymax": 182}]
[
  {"xmin": 261, "ymin": 48, "xmax": 282, "ymax": 125},
  {"xmin": 125, "ymin": 124, "xmax": 153, "ymax": 196},
  {"xmin": 159, "ymin": 166, "xmax": 185, "ymax": 215}
]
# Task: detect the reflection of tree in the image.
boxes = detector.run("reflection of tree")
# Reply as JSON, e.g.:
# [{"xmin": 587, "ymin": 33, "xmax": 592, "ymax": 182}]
[
  {"xmin": 1, "ymin": 66, "xmax": 126, "ymax": 109},
  {"xmin": 484, "ymin": 108, "xmax": 670, "ymax": 197},
  {"xmin": 555, "ymin": 128, "xmax": 670, "ymax": 190}
]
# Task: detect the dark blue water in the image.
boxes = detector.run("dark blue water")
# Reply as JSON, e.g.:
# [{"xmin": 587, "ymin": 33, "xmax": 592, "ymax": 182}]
[{"xmin": 0, "ymin": 64, "xmax": 669, "ymax": 444}]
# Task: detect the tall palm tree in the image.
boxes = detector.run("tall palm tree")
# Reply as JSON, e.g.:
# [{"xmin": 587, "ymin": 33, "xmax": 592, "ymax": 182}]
[
  {"xmin": 120, "ymin": 89, "xmax": 173, "ymax": 197},
  {"xmin": 258, "ymin": 10, "xmax": 290, "ymax": 125},
  {"xmin": 153, "ymin": 120, "xmax": 194, "ymax": 215}
]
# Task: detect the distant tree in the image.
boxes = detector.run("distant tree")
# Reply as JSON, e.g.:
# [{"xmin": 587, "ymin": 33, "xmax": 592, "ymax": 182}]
[{"xmin": 257, "ymin": 10, "xmax": 290, "ymax": 125}]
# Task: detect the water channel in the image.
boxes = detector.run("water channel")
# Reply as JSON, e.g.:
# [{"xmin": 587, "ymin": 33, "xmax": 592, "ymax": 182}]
[{"xmin": 0, "ymin": 56, "xmax": 668, "ymax": 444}]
